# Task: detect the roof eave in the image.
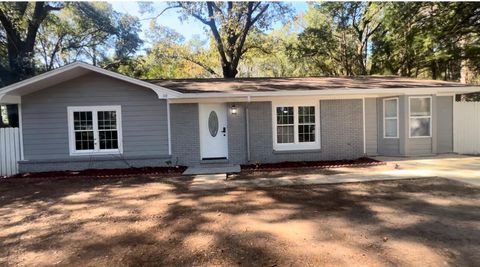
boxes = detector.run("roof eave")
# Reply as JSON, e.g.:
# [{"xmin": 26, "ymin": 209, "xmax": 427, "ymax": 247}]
[{"xmin": 177, "ymin": 86, "xmax": 480, "ymax": 99}]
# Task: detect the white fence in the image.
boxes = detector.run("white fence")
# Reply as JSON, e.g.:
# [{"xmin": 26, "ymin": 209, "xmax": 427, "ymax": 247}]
[
  {"xmin": 0, "ymin": 128, "xmax": 21, "ymax": 177},
  {"xmin": 454, "ymin": 101, "xmax": 480, "ymax": 154}
]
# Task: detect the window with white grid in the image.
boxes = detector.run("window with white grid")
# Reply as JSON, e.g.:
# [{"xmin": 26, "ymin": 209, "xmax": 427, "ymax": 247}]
[
  {"xmin": 383, "ymin": 98, "xmax": 399, "ymax": 138},
  {"xmin": 68, "ymin": 106, "xmax": 122, "ymax": 155},
  {"xmin": 273, "ymin": 102, "xmax": 320, "ymax": 151},
  {"xmin": 409, "ymin": 96, "xmax": 432, "ymax": 137}
]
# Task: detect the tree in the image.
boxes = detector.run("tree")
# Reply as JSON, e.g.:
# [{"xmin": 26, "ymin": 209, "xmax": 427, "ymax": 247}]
[
  {"xmin": 0, "ymin": 2, "xmax": 64, "ymax": 83},
  {"xmin": 369, "ymin": 2, "xmax": 480, "ymax": 82},
  {"xmin": 33, "ymin": 2, "xmax": 142, "ymax": 73},
  {"xmin": 144, "ymin": 2, "xmax": 292, "ymax": 78}
]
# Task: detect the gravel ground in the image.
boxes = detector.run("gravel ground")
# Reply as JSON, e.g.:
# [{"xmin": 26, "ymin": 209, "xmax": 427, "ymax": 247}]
[{"xmin": 0, "ymin": 175, "xmax": 479, "ymax": 266}]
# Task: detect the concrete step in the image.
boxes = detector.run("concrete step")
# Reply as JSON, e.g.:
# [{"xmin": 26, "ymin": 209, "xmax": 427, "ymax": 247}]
[{"xmin": 183, "ymin": 165, "xmax": 241, "ymax": 175}]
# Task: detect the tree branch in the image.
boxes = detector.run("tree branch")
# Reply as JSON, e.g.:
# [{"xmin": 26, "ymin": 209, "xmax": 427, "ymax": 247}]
[{"xmin": 140, "ymin": 4, "xmax": 182, "ymax": 21}]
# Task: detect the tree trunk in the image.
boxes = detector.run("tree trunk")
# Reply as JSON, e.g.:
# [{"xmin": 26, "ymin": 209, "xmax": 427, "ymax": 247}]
[
  {"xmin": 6, "ymin": 42, "xmax": 35, "ymax": 83},
  {"xmin": 460, "ymin": 38, "xmax": 470, "ymax": 84},
  {"xmin": 0, "ymin": 2, "xmax": 63, "ymax": 83},
  {"xmin": 431, "ymin": 61, "xmax": 438, "ymax": 80},
  {"xmin": 221, "ymin": 63, "xmax": 238, "ymax": 78}
]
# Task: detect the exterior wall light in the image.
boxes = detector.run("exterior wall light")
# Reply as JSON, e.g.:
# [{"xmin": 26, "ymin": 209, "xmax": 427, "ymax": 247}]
[{"xmin": 230, "ymin": 104, "xmax": 238, "ymax": 115}]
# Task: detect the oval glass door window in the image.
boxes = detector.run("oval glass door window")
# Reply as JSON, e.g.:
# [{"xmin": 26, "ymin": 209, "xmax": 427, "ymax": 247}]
[{"xmin": 208, "ymin": 111, "xmax": 219, "ymax": 137}]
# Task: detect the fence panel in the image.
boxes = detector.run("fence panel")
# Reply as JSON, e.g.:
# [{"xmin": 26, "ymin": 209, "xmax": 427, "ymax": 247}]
[
  {"xmin": 0, "ymin": 128, "xmax": 21, "ymax": 177},
  {"xmin": 454, "ymin": 101, "xmax": 480, "ymax": 154}
]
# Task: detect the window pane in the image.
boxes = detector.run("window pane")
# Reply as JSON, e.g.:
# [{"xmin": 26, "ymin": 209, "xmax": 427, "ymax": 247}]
[
  {"xmin": 276, "ymin": 107, "xmax": 293, "ymax": 125},
  {"xmin": 384, "ymin": 99, "xmax": 397, "ymax": 118},
  {"xmin": 385, "ymin": 119, "xmax": 398, "ymax": 137},
  {"xmin": 277, "ymin": 125, "xmax": 294, "ymax": 143},
  {"xmin": 98, "ymin": 111, "xmax": 117, "ymax": 130},
  {"xmin": 75, "ymin": 131, "xmax": 94, "ymax": 150},
  {"xmin": 410, "ymin": 97, "xmax": 431, "ymax": 116},
  {"xmin": 299, "ymin": 125, "xmax": 315, "ymax": 142},
  {"xmin": 298, "ymin": 106, "xmax": 316, "ymax": 142},
  {"xmin": 298, "ymin": 106, "xmax": 315, "ymax": 124},
  {"xmin": 99, "ymin": 130, "xmax": 119, "ymax": 149},
  {"xmin": 410, "ymin": 118, "xmax": 431, "ymax": 137},
  {"xmin": 73, "ymin": 111, "xmax": 93, "ymax": 131}
]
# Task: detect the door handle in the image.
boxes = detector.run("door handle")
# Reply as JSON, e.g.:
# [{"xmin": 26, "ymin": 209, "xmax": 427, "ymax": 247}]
[{"xmin": 221, "ymin": 127, "xmax": 226, "ymax": 133}]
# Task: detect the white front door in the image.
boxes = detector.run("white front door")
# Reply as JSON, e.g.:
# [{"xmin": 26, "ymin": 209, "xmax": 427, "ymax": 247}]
[{"xmin": 199, "ymin": 103, "xmax": 229, "ymax": 160}]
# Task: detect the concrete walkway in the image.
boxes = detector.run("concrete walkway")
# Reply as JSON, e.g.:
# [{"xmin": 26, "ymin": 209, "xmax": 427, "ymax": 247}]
[
  {"xmin": 374, "ymin": 154, "xmax": 480, "ymax": 186},
  {"xmin": 188, "ymin": 155, "xmax": 480, "ymax": 191}
]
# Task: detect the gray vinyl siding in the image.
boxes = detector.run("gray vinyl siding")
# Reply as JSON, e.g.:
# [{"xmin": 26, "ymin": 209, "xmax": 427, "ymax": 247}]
[
  {"xmin": 376, "ymin": 95, "xmax": 439, "ymax": 156},
  {"xmin": 22, "ymin": 72, "xmax": 169, "ymax": 161},
  {"xmin": 365, "ymin": 98, "xmax": 378, "ymax": 155},
  {"xmin": 248, "ymin": 100, "xmax": 364, "ymax": 163},
  {"xmin": 377, "ymin": 97, "xmax": 400, "ymax": 155},
  {"xmin": 170, "ymin": 103, "xmax": 200, "ymax": 166},
  {"xmin": 407, "ymin": 138, "xmax": 433, "ymax": 155},
  {"xmin": 436, "ymin": 96, "xmax": 454, "ymax": 153}
]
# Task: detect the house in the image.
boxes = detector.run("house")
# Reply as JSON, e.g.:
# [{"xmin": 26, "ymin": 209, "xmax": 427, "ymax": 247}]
[{"xmin": 0, "ymin": 62, "xmax": 479, "ymax": 173}]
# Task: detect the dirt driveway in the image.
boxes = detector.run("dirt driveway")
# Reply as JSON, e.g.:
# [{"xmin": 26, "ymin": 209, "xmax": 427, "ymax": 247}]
[{"xmin": 1, "ymin": 176, "xmax": 479, "ymax": 266}]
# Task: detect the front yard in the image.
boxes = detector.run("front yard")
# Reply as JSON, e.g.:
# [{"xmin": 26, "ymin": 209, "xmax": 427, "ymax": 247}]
[{"xmin": 1, "ymin": 175, "xmax": 479, "ymax": 266}]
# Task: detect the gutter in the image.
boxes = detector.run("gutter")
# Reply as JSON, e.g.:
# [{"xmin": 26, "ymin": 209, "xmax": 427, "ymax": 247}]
[
  {"xmin": 246, "ymin": 96, "xmax": 251, "ymax": 162},
  {"xmin": 176, "ymin": 86, "xmax": 480, "ymax": 99}
]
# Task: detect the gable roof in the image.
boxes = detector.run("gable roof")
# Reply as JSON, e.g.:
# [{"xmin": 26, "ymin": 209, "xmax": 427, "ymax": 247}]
[
  {"xmin": 1, "ymin": 62, "xmax": 479, "ymax": 103},
  {"xmin": 0, "ymin": 62, "xmax": 181, "ymax": 101},
  {"xmin": 147, "ymin": 76, "xmax": 472, "ymax": 94}
]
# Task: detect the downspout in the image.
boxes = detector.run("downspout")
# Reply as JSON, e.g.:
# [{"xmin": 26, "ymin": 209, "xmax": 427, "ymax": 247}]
[
  {"xmin": 166, "ymin": 96, "xmax": 172, "ymax": 155},
  {"xmin": 362, "ymin": 97, "xmax": 366, "ymax": 155},
  {"xmin": 246, "ymin": 96, "xmax": 251, "ymax": 162}
]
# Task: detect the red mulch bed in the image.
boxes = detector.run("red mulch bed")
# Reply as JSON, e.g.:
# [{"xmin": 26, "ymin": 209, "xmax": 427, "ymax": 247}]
[
  {"xmin": 7, "ymin": 166, "xmax": 187, "ymax": 180},
  {"xmin": 241, "ymin": 157, "xmax": 384, "ymax": 171}
]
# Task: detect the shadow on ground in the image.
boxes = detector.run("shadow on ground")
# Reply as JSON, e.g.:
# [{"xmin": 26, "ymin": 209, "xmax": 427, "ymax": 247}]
[{"xmin": 0, "ymin": 175, "xmax": 479, "ymax": 266}]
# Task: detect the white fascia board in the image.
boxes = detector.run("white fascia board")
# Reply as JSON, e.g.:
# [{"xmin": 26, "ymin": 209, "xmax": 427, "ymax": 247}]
[{"xmin": 0, "ymin": 62, "xmax": 181, "ymax": 99}]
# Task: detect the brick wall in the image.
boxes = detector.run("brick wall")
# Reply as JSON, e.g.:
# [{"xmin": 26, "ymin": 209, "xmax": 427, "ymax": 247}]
[
  {"xmin": 248, "ymin": 100, "xmax": 364, "ymax": 163},
  {"xmin": 170, "ymin": 103, "xmax": 201, "ymax": 166}
]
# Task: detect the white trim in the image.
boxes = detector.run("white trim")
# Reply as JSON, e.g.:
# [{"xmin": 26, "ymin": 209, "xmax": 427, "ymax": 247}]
[
  {"xmin": 18, "ymin": 104, "xmax": 24, "ymax": 160},
  {"xmin": 67, "ymin": 105, "xmax": 124, "ymax": 156},
  {"xmin": 362, "ymin": 97, "xmax": 366, "ymax": 154},
  {"xmin": 0, "ymin": 62, "xmax": 181, "ymax": 99},
  {"xmin": 0, "ymin": 95, "xmax": 21, "ymax": 104},
  {"xmin": 272, "ymin": 99, "xmax": 321, "ymax": 151},
  {"xmin": 452, "ymin": 95, "xmax": 456, "ymax": 151},
  {"xmin": 437, "ymin": 93, "xmax": 456, "ymax": 96},
  {"xmin": 408, "ymin": 96, "xmax": 433, "ymax": 138},
  {"xmin": 167, "ymin": 98, "xmax": 172, "ymax": 155},
  {"xmin": 383, "ymin": 97, "xmax": 399, "ymax": 139}
]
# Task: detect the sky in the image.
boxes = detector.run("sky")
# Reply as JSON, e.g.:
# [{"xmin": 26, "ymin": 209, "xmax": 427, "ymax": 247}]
[{"xmin": 110, "ymin": 1, "xmax": 309, "ymax": 41}]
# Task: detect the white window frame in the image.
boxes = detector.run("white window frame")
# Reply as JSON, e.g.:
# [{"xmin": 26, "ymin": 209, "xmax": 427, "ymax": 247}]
[
  {"xmin": 67, "ymin": 105, "xmax": 123, "ymax": 156},
  {"xmin": 383, "ymin": 97, "xmax": 399, "ymax": 139},
  {"xmin": 272, "ymin": 100, "xmax": 321, "ymax": 151},
  {"xmin": 408, "ymin": 96, "xmax": 432, "ymax": 138}
]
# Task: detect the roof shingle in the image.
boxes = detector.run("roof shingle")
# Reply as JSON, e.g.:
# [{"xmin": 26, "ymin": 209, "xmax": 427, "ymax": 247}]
[{"xmin": 146, "ymin": 76, "xmax": 469, "ymax": 94}]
